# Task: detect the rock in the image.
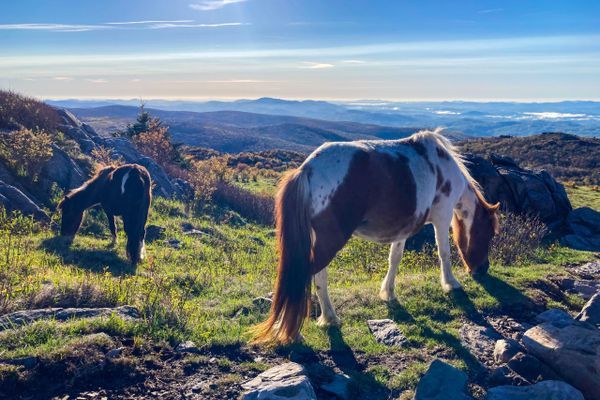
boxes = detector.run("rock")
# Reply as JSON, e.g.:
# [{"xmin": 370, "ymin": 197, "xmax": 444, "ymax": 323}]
[
  {"xmin": 181, "ymin": 222, "xmax": 195, "ymax": 232},
  {"xmin": 164, "ymin": 238, "xmax": 181, "ymax": 249},
  {"xmin": 488, "ymin": 365, "xmax": 528, "ymax": 387},
  {"xmin": 145, "ymin": 224, "xmax": 165, "ymax": 243},
  {"xmin": 486, "ymin": 316, "xmax": 531, "ymax": 341},
  {"xmin": 458, "ymin": 322, "xmax": 501, "ymax": 367},
  {"xmin": 576, "ymin": 292, "xmax": 600, "ymax": 328},
  {"xmin": 493, "ymin": 339, "xmax": 522, "ymax": 364},
  {"xmin": 556, "ymin": 278, "xmax": 600, "ymax": 300},
  {"xmin": 522, "ymin": 321, "xmax": 600, "ymax": 399},
  {"xmin": 505, "ymin": 352, "xmax": 560, "ymax": 383},
  {"xmin": 487, "ymin": 380, "xmax": 584, "ymax": 400},
  {"xmin": 535, "ymin": 309, "xmax": 574, "ymax": 326},
  {"xmin": 571, "ymin": 261, "xmax": 600, "ymax": 280},
  {"xmin": 176, "ymin": 340, "xmax": 201, "ymax": 354},
  {"xmin": 563, "ymin": 207, "xmax": 600, "ymax": 251},
  {"xmin": 106, "ymin": 347, "xmax": 124, "ymax": 359},
  {"xmin": 367, "ymin": 319, "xmax": 408, "ymax": 347},
  {"xmin": 0, "ymin": 180, "xmax": 50, "ymax": 222},
  {"xmin": 561, "ymin": 234, "xmax": 600, "ymax": 252},
  {"xmin": 413, "ymin": 359, "xmax": 471, "ymax": 400},
  {"xmin": 41, "ymin": 144, "xmax": 86, "ymax": 191},
  {"xmin": 320, "ymin": 373, "xmax": 350, "ymax": 399},
  {"xmin": 252, "ymin": 297, "xmax": 273, "ymax": 313},
  {"xmin": 0, "ymin": 305, "xmax": 140, "ymax": 331},
  {"xmin": 466, "ymin": 154, "xmax": 571, "ymax": 229},
  {"xmin": 241, "ymin": 362, "xmax": 317, "ymax": 400}
]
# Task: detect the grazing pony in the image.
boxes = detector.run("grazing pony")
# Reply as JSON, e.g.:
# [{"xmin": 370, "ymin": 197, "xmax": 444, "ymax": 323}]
[
  {"xmin": 252, "ymin": 129, "xmax": 499, "ymax": 345},
  {"xmin": 59, "ymin": 164, "xmax": 152, "ymax": 266}
]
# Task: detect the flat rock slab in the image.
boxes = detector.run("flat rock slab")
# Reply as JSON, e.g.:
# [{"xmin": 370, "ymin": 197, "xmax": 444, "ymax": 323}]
[
  {"xmin": 576, "ymin": 292, "xmax": 600, "ymax": 328},
  {"xmin": 522, "ymin": 320, "xmax": 600, "ymax": 400},
  {"xmin": 241, "ymin": 362, "xmax": 317, "ymax": 400},
  {"xmin": 570, "ymin": 261, "xmax": 600, "ymax": 280},
  {"xmin": 367, "ymin": 319, "xmax": 407, "ymax": 347},
  {"xmin": 459, "ymin": 322, "xmax": 502, "ymax": 367},
  {"xmin": 320, "ymin": 373, "xmax": 350, "ymax": 399},
  {"xmin": 0, "ymin": 305, "xmax": 140, "ymax": 331},
  {"xmin": 413, "ymin": 359, "xmax": 471, "ymax": 400},
  {"xmin": 487, "ymin": 380, "xmax": 584, "ymax": 400}
]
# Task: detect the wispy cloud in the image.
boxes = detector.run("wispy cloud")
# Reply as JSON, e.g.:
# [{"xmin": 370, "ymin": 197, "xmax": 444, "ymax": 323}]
[
  {"xmin": 53, "ymin": 76, "xmax": 73, "ymax": 81},
  {"xmin": 86, "ymin": 78, "xmax": 108, "ymax": 83},
  {"xmin": 206, "ymin": 79, "xmax": 266, "ymax": 83},
  {"xmin": 0, "ymin": 23, "xmax": 109, "ymax": 32},
  {"xmin": 0, "ymin": 20, "xmax": 247, "ymax": 32},
  {"xmin": 189, "ymin": 0, "xmax": 247, "ymax": 11},
  {"xmin": 477, "ymin": 8, "xmax": 503, "ymax": 14},
  {"xmin": 341, "ymin": 59, "xmax": 366, "ymax": 64},
  {"xmin": 105, "ymin": 20, "xmax": 194, "ymax": 25},
  {"xmin": 299, "ymin": 62, "xmax": 335, "ymax": 69}
]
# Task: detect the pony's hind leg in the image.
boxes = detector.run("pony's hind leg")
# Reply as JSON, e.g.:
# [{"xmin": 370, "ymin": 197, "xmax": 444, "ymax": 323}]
[
  {"xmin": 433, "ymin": 221, "xmax": 461, "ymax": 292},
  {"xmin": 314, "ymin": 268, "xmax": 341, "ymax": 327},
  {"xmin": 379, "ymin": 240, "xmax": 405, "ymax": 301}
]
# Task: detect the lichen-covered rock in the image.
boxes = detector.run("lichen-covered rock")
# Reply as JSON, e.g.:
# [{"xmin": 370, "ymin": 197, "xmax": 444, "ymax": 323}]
[
  {"xmin": 241, "ymin": 362, "xmax": 316, "ymax": 400},
  {"xmin": 493, "ymin": 339, "xmax": 522, "ymax": 364},
  {"xmin": 413, "ymin": 360, "xmax": 471, "ymax": 400},
  {"xmin": 576, "ymin": 292, "xmax": 600, "ymax": 328},
  {"xmin": 0, "ymin": 180, "xmax": 50, "ymax": 222},
  {"xmin": 487, "ymin": 380, "xmax": 584, "ymax": 400},
  {"xmin": 367, "ymin": 319, "xmax": 408, "ymax": 347}
]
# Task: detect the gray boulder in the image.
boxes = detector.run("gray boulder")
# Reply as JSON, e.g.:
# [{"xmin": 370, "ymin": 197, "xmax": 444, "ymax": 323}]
[
  {"xmin": 413, "ymin": 359, "xmax": 471, "ymax": 400},
  {"xmin": 493, "ymin": 338, "xmax": 522, "ymax": 364},
  {"xmin": 41, "ymin": 144, "xmax": 86, "ymax": 191},
  {"xmin": 576, "ymin": 292, "xmax": 600, "ymax": 328},
  {"xmin": 465, "ymin": 154, "xmax": 571, "ymax": 229},
  {"xmin": 487, "ymin": 380, "xmax": 584, "ymax": 400},
  {"xmin": 0, "ymin": 180, "xmax": 49, "ymax": 222},
  {"xmin": 367, "ymin": 319, "xmax": 408, "ymax": 347},
  {"xmin": 522, "ymin": 319, "xmax": 600, "ymax": 399},
  {"xmin": 563, "ymin": 207, "xmax": 600, "ymax": 251},
  {"xmin": 459, "ymin": 322, "xmax": 501, "ymax": 367},
  {"xmin": 241, "ymin": 362, "xmax": 317, "ymax": 400}
]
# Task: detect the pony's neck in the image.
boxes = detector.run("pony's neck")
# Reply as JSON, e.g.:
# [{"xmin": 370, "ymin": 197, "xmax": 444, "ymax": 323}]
[
  {"xmin": 68, "ymin": 178, "xmax": 104, "ymax": 211},
  {"xmin": 455, "ymin": 184, "xmax": 479, "ymax": 228}
]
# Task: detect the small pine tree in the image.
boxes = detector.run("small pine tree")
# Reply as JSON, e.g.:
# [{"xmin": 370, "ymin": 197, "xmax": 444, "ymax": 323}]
[{"xmin": 122, "ymin": 104, "xmax": 162, "ymax": 138}]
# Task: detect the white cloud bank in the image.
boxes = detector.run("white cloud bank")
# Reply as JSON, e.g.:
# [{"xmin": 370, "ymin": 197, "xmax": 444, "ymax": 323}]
[{"xmin": 189, "ymin": 0, "xmax": 247, "ymax": 11}]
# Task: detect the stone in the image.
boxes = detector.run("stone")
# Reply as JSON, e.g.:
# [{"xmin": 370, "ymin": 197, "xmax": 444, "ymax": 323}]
[
  {"xmin": 164, "ymin": 238, "xmax": 181, "ymax": 249},
  {"xmin": 561, "ymin": 234, "xmax": 600, "ymax": 252},
  {"xmin": 557, "ymin": 278, "xmax": 600, "ymax": 300},
  {"xmin": 241, "ymin": 362, "xmax": 317, "ymax": 400},
  {"xmin": 42, "ymin": 144, "xmax": 86, "ymax": 191},
  {"xmin": 505, "ymin": 352, "xmax": 560, "ymax": 383},
  {"xmin": 413, "ymin": 359, "xmax": 471, "ymax": 400},
  {"xmin": 522, "ymin": 321, "xmax": 600, "ymax": 399},
  {"xmin": 487, "ymin": 380, "xmax": 584, "ymax": 400},
  {"xmin": 493, "ymin": 339, "xmax": 522, "ymax": 364},
  {"xmin": 367, "ymin": 319, "xmax": 408, "ymax": 347},
  {"xmin": 0, "ymin": 305, "xmax": 140, "ymax": 331},
  {"xmin": 576, "ymin": 292, "xmax": 600, "ymax": 328},
  {"xmin": 535, "ymin": 309, "xmax": 574, "ymax": 326},
  {"xmin": 571, "ymin": 261, "xmax": 600, "ymax": 280},
  {"xmin": 176, "ymin": 340, "xmax": 201, "ymax": 354},
  {"xmin": 320, "ymin": 373, "xmax": 350, "ymax": 399},
  {"xmin": 145, "ymin": 224, "xmax": 165, "ymax": 243},
  {"xmin": 458, "ymin": 322, "xmax": 501, "ymax": 367},
  {"xmin": 106, "ymin": 347, "xmax": 124, "ymax": 359},
  {"xmin": 488, "ymin": 365, "xmax": 528, "ymax": 387},
  {"xmin": 0, "ymin": 180, "xmax": 50, "ymax": 222}
]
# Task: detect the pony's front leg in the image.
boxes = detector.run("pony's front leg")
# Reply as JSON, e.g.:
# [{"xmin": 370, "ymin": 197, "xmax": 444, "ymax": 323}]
[
  {"xmin": 379, "ymin": 240, "xmax": 405, "ymax": 301},
  {"xmin": 106, "ymin": 212, "xmax": 117, "ymax": 246},
  {"xmin": 433, "ymin": 221, "xmax": 461, "ymax": 292},
  {"xmin": 314, "ymin": 268, "xmax": 341, "ymax": 327}
]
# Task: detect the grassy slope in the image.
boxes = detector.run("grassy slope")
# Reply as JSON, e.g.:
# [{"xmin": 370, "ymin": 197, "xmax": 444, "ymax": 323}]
[
  {"xmin": 565, "ymin": 184, "xmax": 600, "ymax": 210},
  {"xmin": 1, "ymin": 188, "xmax": 598, "ymax": 398}
]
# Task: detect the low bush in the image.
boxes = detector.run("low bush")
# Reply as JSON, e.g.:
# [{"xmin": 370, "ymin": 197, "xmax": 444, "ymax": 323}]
[
  {"xmin": 490, "ymin": 211, "xmax": 548, "ymax": 265},
  {"xmin": 0, "ymin": 128, "xmax": 54, "ymax": 181}
]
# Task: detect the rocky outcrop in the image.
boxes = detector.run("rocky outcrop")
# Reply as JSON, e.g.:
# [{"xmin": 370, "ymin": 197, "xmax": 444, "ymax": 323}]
[
  {"xmin": 413, "ymin": 359, "xmax": 471, "ymax": 400},
  {"xmin": 522, "ymin": 316, "xmax": 600, "ymax": 399},
  {"xmin": 241, "ymin": 362, "xmax": 317, "ymax": 400},
  {"xmin": 487, "ymin": 380, "xmax": 584, "ymax": 400},
  {"xmin": 576, "ymin": 293, "xmax": 600, "ymax": 328},
  {"xmin": 562, "ymin": 207, "xmax": 600, "ymax": 251},
  {"xmin": 0, "ymin": 180, "xmax": 49, "ymax": 222},
  {"xmin": 465, "ymin": 154, "xmax": 571, "ymax": 230}
]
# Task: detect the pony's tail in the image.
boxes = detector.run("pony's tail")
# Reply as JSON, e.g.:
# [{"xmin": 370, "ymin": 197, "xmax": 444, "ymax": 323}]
[
  {"xmin": 126, "ymin": 168, "xmax": 152, "ymax": 266},
  {"xmin": 251, "ymin": 168, "xmax": 312, "ymax": 345}
]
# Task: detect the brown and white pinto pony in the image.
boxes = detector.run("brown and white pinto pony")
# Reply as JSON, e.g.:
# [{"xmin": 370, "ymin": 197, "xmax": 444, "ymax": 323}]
[
  {"xmin": 59, "ymin": 164, "xmax": 152, "ymax": 266},
  {"xmin": 252, "ymin": 129, "xmax": 499, "ymax": 345}
]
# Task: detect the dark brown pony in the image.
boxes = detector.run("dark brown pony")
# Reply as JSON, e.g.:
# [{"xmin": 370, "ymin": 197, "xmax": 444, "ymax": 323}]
[{"xmin": 59, "ymin": 164, "xmax": 152, "ymax": 266}]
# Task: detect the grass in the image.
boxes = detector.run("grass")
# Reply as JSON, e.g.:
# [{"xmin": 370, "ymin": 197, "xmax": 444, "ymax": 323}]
[
  {"xmin": 0, "ymin": 189, "xmax": 598, "ymax": 397},
  {"xmin": 565, "ymin": 183, "xmax": 600, "ymax": 210}
]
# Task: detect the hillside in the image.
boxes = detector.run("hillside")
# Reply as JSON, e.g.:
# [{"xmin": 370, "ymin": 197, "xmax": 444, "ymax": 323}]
[{"xmin": 460, "ymin": 133, "xmax": 600, "ymax": 185}]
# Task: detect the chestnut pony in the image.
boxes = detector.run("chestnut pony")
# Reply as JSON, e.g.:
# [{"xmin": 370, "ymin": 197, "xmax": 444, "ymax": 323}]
[
  {"xmin": 59, "ymin": 164, "xmax": 152, "ymax": 266},
  {"xmin": 253, "ymin": 129, "xmax": 499, "ymax": 345}
]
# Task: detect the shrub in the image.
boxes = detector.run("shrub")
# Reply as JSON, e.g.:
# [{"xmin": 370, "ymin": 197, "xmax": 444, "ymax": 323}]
[
  {"xmin": 213, "ymin": 182, "xmax": 274, "ymax": 225},
  {"xmin": 0, "ymin": 128, "xmax": 54, "ymax": 181},
  {"xmin": 490, "ymin": 212, "xmax": 548, "ymax": 265},
  {"xmin": 187, "ymin": 157, "xmax": 230, "ymax": 207},
  {"xmin": 0, "ymin": 90, "xmax": 60, "ymax": 132},
  {"xmin": 90, "ymin": 145, "xmax": 124, "ymax": 168},
  {"xmin": 132, "ymin": 125, "xmax": 178, "ymax": 169}
]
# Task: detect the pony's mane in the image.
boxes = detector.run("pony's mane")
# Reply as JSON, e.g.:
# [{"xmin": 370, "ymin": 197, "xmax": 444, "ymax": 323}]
[
  {"xmin": 63, "ymin": 166, "xmax": 115, "ymax": 200},
  {"xmin": 411, "ymin": 128, "xmax": 497, "ymax": 212}
]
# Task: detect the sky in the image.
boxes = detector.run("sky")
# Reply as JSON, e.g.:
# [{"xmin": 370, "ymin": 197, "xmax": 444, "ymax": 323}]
[{"xmin": 1, "ymin": 0, "xmax": 599, "ymax": 101}]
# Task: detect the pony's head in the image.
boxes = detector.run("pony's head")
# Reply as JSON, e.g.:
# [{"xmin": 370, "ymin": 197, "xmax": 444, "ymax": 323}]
[
  {"xmin": 57, "ymin": 193, "xmax": 84, "ymax": 238},
  {"xmin": 452, "ymin": 188, "xmax": 500, "ymax": 276}
]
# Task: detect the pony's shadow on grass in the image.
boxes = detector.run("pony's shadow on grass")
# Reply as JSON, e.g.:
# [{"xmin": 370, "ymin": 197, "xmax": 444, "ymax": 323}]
[
  {"xmin": 386, "ymin": 298, "xmax": 485, "ymax": 379},
  {"xmin": 474, "ymin": 273, "xmax": 541, "ymax": 317},
  {"xmin": 448, "ymin": 289, "xmax": 486, "ymax": 325},
  {"xmin": 41, "ymin": 236, "xmax": 135, "ymax": 276}
]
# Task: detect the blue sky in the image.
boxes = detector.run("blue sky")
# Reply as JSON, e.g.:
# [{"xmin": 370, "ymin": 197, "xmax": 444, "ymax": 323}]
[{"xmin": 1, "ymin": 0, "xmax": 599, "ymax": 100}]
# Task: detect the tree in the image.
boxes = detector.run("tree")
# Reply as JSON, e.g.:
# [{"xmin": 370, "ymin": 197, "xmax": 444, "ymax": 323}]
[{"xmin": 122, "ymin": 104, "xmax": 162, "ymax": 139}]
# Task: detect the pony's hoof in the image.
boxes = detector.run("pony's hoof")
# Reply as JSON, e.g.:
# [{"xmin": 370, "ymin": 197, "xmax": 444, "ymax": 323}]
[
  {"xmin": 317, "ymin": 315, "xmax": 342, "ymax": 328},
  {"xmin": 379, "ymin": 290, "xmax": 396, "ymax": 302},
  {"xmin": 441, "ymin": 281, "xmax": 462, "ymax": 293}
]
